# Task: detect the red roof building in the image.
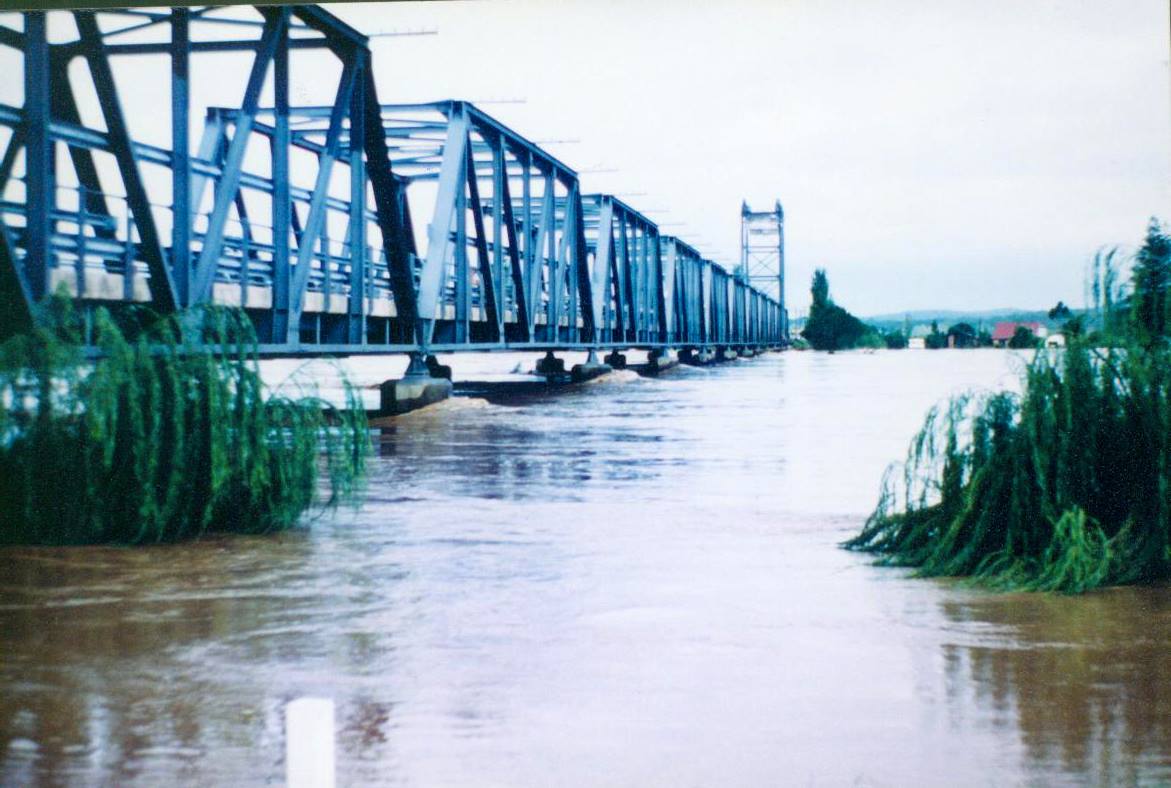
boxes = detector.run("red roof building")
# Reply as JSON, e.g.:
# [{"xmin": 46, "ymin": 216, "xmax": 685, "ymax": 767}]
[{"xmin": 991, "ymin": 321, "xmax": 1044, "ymax": 346}]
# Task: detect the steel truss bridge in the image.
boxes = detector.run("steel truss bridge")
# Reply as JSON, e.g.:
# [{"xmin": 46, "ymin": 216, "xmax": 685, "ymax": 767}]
[{"xmin": 0, "ymin": 5, "xmax": 788, "ymax": 364}]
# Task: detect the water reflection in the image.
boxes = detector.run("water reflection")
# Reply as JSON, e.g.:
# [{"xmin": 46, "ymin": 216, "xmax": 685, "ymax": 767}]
[
  {"xmin": 941, "ymin": 586, "xmax": 1171, "ymax": 784},
  {"xmin": 0, "ymin": 533, "xmax": 411, "ymax": 785}
]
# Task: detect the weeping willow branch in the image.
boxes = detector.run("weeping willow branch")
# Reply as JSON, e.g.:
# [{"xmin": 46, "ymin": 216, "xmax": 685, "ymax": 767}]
[
  {"xmin": 0, "ymin": 298, "xmax": 369, "ymax": 545},
  {"xmin": 845, "ymin": 228, "xmax": 1171, "ymax": 594}
]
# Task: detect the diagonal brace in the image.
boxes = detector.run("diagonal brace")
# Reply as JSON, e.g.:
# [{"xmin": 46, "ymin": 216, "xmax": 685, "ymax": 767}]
[{"xmin": 190, "ymin": 10, "xmax": 285, "ymax": 304}]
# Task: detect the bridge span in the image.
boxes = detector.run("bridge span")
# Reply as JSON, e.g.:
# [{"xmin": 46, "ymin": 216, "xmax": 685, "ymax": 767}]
[{"xmin": 0, "ymin": 5, "xmax": 787, "ymax": 409}]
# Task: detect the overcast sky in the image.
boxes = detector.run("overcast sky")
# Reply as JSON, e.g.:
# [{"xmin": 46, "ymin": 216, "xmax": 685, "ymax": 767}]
[{"xmin": 333, "ymin": 0, "xmax": 1170, "ymax": 316}]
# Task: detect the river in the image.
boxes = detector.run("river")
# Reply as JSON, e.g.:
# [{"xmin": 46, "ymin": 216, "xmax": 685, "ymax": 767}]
[{"xmin": 2, "ymin": 349, "xmax": 1168, "ymax": 786}]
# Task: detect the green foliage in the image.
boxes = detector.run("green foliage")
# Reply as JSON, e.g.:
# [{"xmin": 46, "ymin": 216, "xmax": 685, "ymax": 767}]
[
  {"xmin": 883, "ymin": 330, "xmax": 909, "ymax": 350},
  {"xmin": 0, "ymin": 300, "xmax": 368, "ymax": 545},
  {"xmin": 925, "ymin": 321, "xmax": 948, "ymax": 349},
  {"xmin": 801, "ymin": 269, "xmax": 871, "ymax": 350},
  {"xmin": 1061, "ymin": 315, "xmax": 1085, "ymax": 338},
  {"xmin": 811, "ymin": 269, "xmax": 830, "ymax": 310},
  {"xmin": 1130, "ymin": 218, "xmax": 1171, "ymax": 342},
  {"xmin": 845, "ymin": 336, "xmax": 1170, "ymax": 593},
  {"xmin": 948, "ymin": 322, "xmax": 977, "ymax": 348},
  {"xmin": 845, "ymin": 241, "xmax": 1171, "ymax": 594},
  {"xmin": 1008, "ymin": 325, "xmax": 1041, "ymax": 349}
]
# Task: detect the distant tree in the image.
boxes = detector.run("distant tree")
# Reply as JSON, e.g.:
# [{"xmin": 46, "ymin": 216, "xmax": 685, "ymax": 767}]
[
  {"xmin": 1008, "ymin": 325, "xmax": 1041, "ymax": 349},
  {"xmin": 947, "ymin": 322, "xmax": 978, "ymax": 349},
  {"xmin": 925, "ymin": 320, "xmax": 948, "ymax": 349},
  {"xmin": 1046, "ymin": 300, "xmax": 1086, "ymax": 338},
  {"xmin": 1131, "ymin": 218, "xmax": 1171, "ymax": 341},
  {"xmin": 801, "ymin": 269, "xmax": 869, "ymax": 351},
  {"xmin": 811, "ymin": 269, "xmax": 830, "ymax": 310},
  {"xmin": 977, "ymin": 329, "xmax": 993, "ymax": 347},
  {"xmin": 884, "ymin": 330, "xmax": 908, "ymax": 349}
]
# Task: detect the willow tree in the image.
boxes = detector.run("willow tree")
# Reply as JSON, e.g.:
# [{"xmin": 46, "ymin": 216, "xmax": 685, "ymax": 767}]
[
  {"xmin": 0, "ymin": 300, "xmax": 369, "ymax": 545},
  {"xmin": 846, "ymin": 223, "xmax": 1171, "ymax": 593}
]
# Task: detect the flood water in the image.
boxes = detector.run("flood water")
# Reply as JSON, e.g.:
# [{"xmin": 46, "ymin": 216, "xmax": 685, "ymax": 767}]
[{"xmin": 2, "ymin": 349, "xmax": 1169, "ymax": 786}]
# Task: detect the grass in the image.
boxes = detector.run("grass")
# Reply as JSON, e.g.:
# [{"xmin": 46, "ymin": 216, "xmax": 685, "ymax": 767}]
[{"xmin": 0, "ymin": 298, "xmax": 368, "ymax": 545}]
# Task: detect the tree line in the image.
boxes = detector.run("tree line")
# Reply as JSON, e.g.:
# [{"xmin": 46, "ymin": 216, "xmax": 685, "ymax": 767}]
[{"xmin": 798, "ymin": 218, "xmax": 1171, "ymax": 351}]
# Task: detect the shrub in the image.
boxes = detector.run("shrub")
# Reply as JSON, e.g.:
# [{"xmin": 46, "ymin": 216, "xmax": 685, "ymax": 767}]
[
  {"xmin": 0, "ymin": 300, "xmax": 368, "ymax": 545},
  {"xmin": 845, "ymin": 226, "xmax": 1171, "ymax": 593},
  {"xmin": 844, "ymin": 335, "xmax": 1170, "ymax": 593}
]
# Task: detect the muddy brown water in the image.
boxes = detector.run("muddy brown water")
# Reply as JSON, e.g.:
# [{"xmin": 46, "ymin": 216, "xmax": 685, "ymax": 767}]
[{"xmin": 2, "ymin": 350, "xmax": 1168, "ymax": 786}]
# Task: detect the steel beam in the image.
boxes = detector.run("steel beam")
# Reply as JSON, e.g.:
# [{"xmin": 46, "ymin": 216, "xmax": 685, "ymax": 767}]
[
  {"xmin": 287, "ymin": 56, "xmax": 358, "ymax": 342},
  {"xmin": 171, "ymin": 8, "xmax": 191, "ymax": 305},
  {"xmin": 347, "ymin": 56, "xmax": 367, "ymax": 345},
  {"xmin": 466, "ymin": 136, "xmax": 499, "ymax": 338},
  {"xmin": 361, "ymin": 65, "xmax": 417, "ymax": 330},
  {"xmin": 0, "ymin": 215, "xmax": 31, "ymax": 338},
  {"xmin": 572, "ymin": 189, "xmax": 594, "ymax": 339},
  {"xmin": 491, "ymin": 136, "xmax": 505, "ymax": 337},
  {"xmin": 76, "ymin": 12, "xmax": 179, "ymax": 312},
  {"xmin": 498, "ymin": 156, "xmax": 529, "ymax": 338},
  {"xmin": 416, "ymin": 105, "xmax": 468, "ymax": 346},
  {"xmin": 24, "ymin": 12, "xmax": 51, "ymax": 302},
  {"xmin": 190, "ymin": 10, "xmax": 285, "ymax": 304},
  {"xmin": 271, "ymin": 10, "xmax": 292, "ymax": 340}
]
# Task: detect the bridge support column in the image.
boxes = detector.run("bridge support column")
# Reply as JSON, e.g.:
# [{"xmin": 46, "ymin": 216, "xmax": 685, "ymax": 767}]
[
  {"xmin": 679, "ymin": 347, "xmax": 716, "ymax": 366},
  {"xmin": 378, "ymin": 352, "xmax": 452, "ymax": 416},
  {"xmin": 425, "ymin": 354, "xmax": 452, "ymax": 380},
  {"xmin": 633, "ymin": 348, "xmax": 678, "ymax": 376},
  {"xmin": 718, "ymin": 346, "xmax": 739, "ymax": 362},
  {"xmin": 603, "ymin": 350, "xmax": 627, "ymax": 369},
  {"xmin": 571, "ymin": 349, "xmax": 611, "ymax": 383},
  {"xmin": 535, "ymin": 351, "xmax": 566, "ymax": 378}
]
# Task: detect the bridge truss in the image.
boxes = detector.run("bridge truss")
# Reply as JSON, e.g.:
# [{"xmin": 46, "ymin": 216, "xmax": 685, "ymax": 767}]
[
  {"xmin": 740, "ymin": 200, "xmax": 787, "ymax": 341},
  {"xmin": 0, "ymin": 5, "xmax": 786, "ymax": 357}
]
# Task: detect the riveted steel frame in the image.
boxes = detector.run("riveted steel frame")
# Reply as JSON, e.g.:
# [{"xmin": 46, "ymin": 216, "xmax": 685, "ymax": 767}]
[{"xmin": 0, "ymin": 6, "xmax": 784, "ymax": 354}]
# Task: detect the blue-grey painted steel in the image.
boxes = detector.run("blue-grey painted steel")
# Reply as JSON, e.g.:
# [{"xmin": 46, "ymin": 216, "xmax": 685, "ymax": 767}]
[
  {"xmin": 0, "ymin": 5, "xmax": 785, "ymax": 351},
  {"xmin": 740, "ymin": 200, "xmax": 788, "ymax": 341}
]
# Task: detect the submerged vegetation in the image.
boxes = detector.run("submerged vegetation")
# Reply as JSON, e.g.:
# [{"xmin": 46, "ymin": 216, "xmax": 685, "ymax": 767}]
[
  {"xmin": 0, "ymin": 299, "xmax": 368, "ymax": 545},
  {"xmin": 846, "ymin": 220, "xmax": 1171, "ymax": 593}
]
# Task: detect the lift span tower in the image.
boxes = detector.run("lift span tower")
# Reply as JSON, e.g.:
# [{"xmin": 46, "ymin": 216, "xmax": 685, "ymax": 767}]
[{"xmin": 739, "ymin": 201, "xmax": 787, "ymax": 340}]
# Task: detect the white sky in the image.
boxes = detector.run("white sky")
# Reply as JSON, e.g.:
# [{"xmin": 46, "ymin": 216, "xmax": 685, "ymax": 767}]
[
  {"xmin": 1, "ymin": 2, "xmax": 1166, "ymax": 316},
  {"xmin": 332, "ymin": 0, "xmax": 1171, "ymax": 316}
]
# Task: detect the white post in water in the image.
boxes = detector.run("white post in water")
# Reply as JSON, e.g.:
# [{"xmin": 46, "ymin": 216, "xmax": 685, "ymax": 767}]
[{"xmin": 286, "ymin": 697, "xmax": 335, "ymax": 788}]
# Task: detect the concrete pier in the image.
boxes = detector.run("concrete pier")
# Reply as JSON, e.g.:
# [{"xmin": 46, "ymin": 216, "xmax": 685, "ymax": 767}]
[
  {"xmin": 570, "ymin": 350, "xmax": 612, "ymax": 383},
  {"xmin": 631, "ymin": 349, "xmax": 679, "ymax": 376},
  {"xmin": 718, "ymin": 347, "xmax": 739, "ymax": 362},
  {"xmin": 603, "ymin": 351, "xmax": 627, "ymax": 369},
  {"xmin": 680, "ymin": 347, "xmax": 717, "ymax": 366},
  {"xmin": 535, "ymin": 351, "xmax": 567, "ymax": 379},
  {"xmin": 376, "ymin": 354, "xmax": 453, "ymax": 416}
]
